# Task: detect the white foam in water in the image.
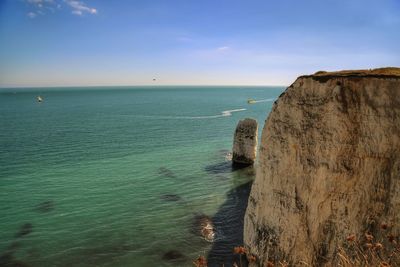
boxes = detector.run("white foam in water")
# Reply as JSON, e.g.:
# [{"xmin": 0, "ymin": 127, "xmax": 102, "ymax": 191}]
[
  {"xmin": 221, "ymin": 108, "xmax": 247, "ymax": 116},
  {"xmin": 182, "ymin": 108, "xmax": 247, "ymax": 119},
  {"xmin": 251, "ymin": 98, "xmax": 276, "ymax": 103}
]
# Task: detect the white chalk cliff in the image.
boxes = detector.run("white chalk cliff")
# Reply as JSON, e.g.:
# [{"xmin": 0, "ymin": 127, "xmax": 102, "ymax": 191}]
[{"xmin": 244, "ymin": 68, "xmax": 400, "ymax": 266}]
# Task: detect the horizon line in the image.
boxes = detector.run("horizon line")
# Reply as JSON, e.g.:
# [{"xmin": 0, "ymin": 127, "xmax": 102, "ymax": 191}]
[{"xmin": 0, "ymin": 84, "xmax": 289, "ymax": 89}]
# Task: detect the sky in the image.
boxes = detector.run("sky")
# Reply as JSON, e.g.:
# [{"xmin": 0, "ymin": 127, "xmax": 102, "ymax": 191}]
[{"xmin": 0, "ymin": 0, "xmax": 399, "ymax": 87}]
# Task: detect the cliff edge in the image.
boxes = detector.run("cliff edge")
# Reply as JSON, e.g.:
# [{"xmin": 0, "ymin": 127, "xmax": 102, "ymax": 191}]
[{"xmin": 244, "ymin": 67, "xmax": 400, "ymax": 266}]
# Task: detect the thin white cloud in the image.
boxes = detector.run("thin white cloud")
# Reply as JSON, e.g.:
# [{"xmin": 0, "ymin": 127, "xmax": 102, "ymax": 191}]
[
  {"xmin": 65, "ymin": 0, "xmax": 97, "ymax": 15},
  {"xmin": 25, "ymin": 0, "xmax": 97, "ymax": 17},
  {"xmin": 27, "ymin": 0, "xmax": 54, "ymax": 6},
  {"xmin": 217, "ymin": 46, "xmax": 230, "ymax": 51},
  {"xmin": 27, "ymin": 12, "xmax": 37, "ymax": 18},
  {"xmin": 28, "ymin": 0, "xmax": 53, "ymax": 3},
  {"xmin": 26, "ymin": 0, "xmax": 55, "ymax": 17}
]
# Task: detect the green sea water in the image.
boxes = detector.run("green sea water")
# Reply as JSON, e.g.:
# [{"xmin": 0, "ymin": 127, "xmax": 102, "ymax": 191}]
[{"xmin": 0, "ymin": 86, "xmax": 284, "ymax": 267}]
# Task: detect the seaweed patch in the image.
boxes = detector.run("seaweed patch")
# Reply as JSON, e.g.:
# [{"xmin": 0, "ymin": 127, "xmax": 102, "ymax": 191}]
[{"xmin": 15, "ymin": 223, "xmax": 33, "ymax": 238}]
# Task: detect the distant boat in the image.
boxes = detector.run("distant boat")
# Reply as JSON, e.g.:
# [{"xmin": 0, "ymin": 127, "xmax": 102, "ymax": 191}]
[
  {"xmin": 247, "ymin": 98, "xmax": 256, "ymax": 104},
  {"xmin": 37, "ymin": 96, "xmax": 43, "ymax": 102}
]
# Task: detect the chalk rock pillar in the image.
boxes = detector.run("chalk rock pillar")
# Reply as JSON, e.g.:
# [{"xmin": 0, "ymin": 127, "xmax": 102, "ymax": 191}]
[{"xmin": 232, "ymin": 118, "xmax": 258, "ymax": 165}]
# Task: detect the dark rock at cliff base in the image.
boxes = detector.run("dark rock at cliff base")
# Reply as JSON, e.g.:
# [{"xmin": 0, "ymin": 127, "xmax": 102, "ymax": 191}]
[
  {"xmin": 191, "ymin": 214, "xmax": 215, "ymax": 242},
  {"xmin": 14, "ymin": 223, "xmax": 33, "ymax": 238},
  {"xmin": 205, "ymin": 161, "xmax": 247, "ymax": 174},
  {"xmin": 232, "ymin": 118, "xmax": 258, "ymax": 165},
  {"xmin": 244, "ymin": 67, "xmax": 400, "ymax": 266},
  {"xmin": 35, "ymin": 200, "xmax": 54, "ymax": 213},
  {"xmin": 160, "ymin": 194, "xmax": 181, "ymax": 202},
  {"xmin": 205, "ymin": 162, "xmax": 231, "ymax": 174},
  {"xmin": 162, "ymin": 250, "xmax": 185, "ymax": 261}
]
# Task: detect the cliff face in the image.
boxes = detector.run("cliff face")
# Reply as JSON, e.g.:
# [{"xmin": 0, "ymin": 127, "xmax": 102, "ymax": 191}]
[{"xmin": 244, "ymin": 68, "xmax": 400, "ymax": 266}]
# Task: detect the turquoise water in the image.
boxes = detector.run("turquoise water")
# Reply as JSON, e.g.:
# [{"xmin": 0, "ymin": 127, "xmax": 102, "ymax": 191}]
[{"xmin": 0, "ymin": 86, "xmax": 284, "ymax": 267}]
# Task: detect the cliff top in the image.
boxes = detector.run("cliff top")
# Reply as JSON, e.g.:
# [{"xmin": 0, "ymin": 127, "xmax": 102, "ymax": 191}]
[{"xmin": 300, "ymin": 67, "xmax": 400, "ymax": 82}]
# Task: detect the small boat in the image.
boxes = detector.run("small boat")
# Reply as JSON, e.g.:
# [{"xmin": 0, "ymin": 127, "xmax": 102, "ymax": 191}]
[
  {"xmin": 247, "ymin": 98, "xmax": 256, "ymax": 104},
  {"xmin": 37, "ymin": 96, "xmax": 43, "ymax": 102}
]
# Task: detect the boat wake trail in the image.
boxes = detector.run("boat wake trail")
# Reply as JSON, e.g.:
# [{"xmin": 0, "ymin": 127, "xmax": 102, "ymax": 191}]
[
  {"xmin": 183, "ymin": 108, "xmax": 247, "ymax": 119},
  {"xmin": 221, "ymin": 108, "xmax": 247, "ymax": 116},
  {"xmin": 251, "ymin": 98, "xmax": 276, "ymax": 103},
  {"xmin": 125, "ymin": 108, "xmax": 247, "ymax": 120}
]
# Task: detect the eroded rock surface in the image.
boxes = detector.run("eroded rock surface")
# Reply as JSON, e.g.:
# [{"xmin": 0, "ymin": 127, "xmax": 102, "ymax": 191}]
[
  {"xmin": 244, "ymin": 68, "xmax": 400, "ymax": 266},
  {"xmin": 232, "ymin": 118, "xmax": 258, "ymax": 165},
  {"xmin": 192, "ymin": 214, "xmax": 216, "ymax": 242}
]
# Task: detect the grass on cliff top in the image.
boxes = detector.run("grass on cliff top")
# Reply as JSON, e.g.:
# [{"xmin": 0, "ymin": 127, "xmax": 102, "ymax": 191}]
[{"xmin": 304, "ymin": 67, "xmax": 400, "ymax": 78}]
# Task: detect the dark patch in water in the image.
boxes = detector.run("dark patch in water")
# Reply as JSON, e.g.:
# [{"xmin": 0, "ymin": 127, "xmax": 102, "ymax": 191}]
[
  {"xmin": 60, "ymin": 240, "xmax": 137, "ymax": 267},
  {"xmin": 214, "ymin": 174, "xmax": 230, "ymax": 181},
  {"xmin": 0, "ymin": 242, "xmax": 30, "ymax": 267},
  {"xmin": 162, "ymin": 250, "xmax": 185, "ymax": 261},
  {"xmin": 35, "ymin": 200, "xmax": 55, "ymax": 213},
  {"xmin": 204, "ymin": 161, "xmax": 247, "ymax": 174},
  {"xmin": 0, "ymin": 253, "xmax": 31, "ymax": 267},
  {"xmin": 14, "ymin": 223, "xmax": 33, "ymax": 238},
  {"xmin": 205, "ymin": 162, "xmax": 231, "ymax": 174},
  {"xmin": 160, "ymin": 194, "xmax": 181, "ymax": 202},
  {"xmin": 157, "ymin": 167, "xmax": 176, "ymax": 178},
  {"xmin": 5, "ymin": 242, "xmax": 21, "ymax": 254},
  {"xmin": 207, "ymin": 181, "xmax": 253, "ymax": 267},
  {"xmin": 84, "ymin": 243, "xmax": 133, "ymax": 256}
]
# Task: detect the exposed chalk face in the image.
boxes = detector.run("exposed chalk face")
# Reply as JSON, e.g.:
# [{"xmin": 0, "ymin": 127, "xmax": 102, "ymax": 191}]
[
  {"xmin": 244, "ymin": 68, "xmax": 400, "ymax": 266},
  {"xmin": 232, "ymin": 118, "xmax": 258, "ymax": 165}
]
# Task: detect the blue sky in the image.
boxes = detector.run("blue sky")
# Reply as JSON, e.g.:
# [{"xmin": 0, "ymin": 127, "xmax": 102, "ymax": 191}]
[{"xmin": 0, "ymin": 0, "xmax": 399, "ymax": 87}]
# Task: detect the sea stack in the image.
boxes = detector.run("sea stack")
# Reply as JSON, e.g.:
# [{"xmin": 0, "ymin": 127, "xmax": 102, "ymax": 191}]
[
  {"xmin": 244, "ymin": 68, "xmax": 400, "ymax": 266},
  {"xmin": 232, "ymin": 118, "xmax": 258, "ymax": 165}
]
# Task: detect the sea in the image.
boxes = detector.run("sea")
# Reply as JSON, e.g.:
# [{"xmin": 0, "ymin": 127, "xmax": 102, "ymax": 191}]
[{"xmin": 0, "ymin": 86, "xmax": 284, "ymax": 267}]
